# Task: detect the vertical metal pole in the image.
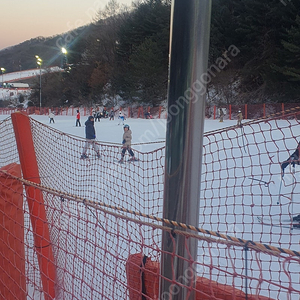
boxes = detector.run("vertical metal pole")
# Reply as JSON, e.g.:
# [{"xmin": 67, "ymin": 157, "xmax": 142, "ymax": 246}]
[
  {"xmin": 39, "ymin": 65, "xmax": 42, "ymax": 112},
  {"xmin": 160, "ymin": 1, "xmax": 211, "ymax": 299}
]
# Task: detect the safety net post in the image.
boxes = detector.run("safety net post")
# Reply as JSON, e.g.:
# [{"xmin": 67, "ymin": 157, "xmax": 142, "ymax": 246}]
[
  {"xmin": 160, "ymin": 0, "xmax": 212, "ymax": 299},
  {"xmin": 11, "ymin": 112, "xmax": 56, "ymax": 300}
]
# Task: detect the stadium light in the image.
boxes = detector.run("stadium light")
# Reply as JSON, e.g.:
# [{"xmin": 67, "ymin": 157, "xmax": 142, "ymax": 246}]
[
  {"xmin": 35, "ymin": 56, "xmax": 42, "ymax": 111},
  {"xmin": 61, "ymin": 47, "xmax": 68, "ymax": 69},
  {"xmin": 1, "ymin": 67, "xmax": 5, "ymax": 87}
]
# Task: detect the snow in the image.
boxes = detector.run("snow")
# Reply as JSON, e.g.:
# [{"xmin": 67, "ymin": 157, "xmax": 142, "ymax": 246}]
[{"xmin": 0, "ymin": 67, "xmax": 62, "ymax": 100}]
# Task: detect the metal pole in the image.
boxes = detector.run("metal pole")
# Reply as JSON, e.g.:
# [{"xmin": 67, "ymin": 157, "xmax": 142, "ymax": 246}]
[
  {"xmin": 160, "ymin": 1, "xmax": 211, "ymax": 299},
  {"xmin": 39, "ymin": 65, "xmax": 42, "ymax": 112}
]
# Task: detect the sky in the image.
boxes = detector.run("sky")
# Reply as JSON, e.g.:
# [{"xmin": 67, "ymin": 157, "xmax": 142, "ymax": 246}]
[{"xmin": 0, "ymin": 0, "xmax": 134, "ymax": 51}]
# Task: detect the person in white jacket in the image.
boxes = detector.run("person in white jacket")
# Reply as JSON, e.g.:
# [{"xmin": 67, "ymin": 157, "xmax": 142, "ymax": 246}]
[
  {"xmin": 118, "ymin": 111, "xmax": 125, "ymax": 125},
  {"xmin": 49, "ymin": 112, "xmax": 55, "ymax": 124},
  {"xmin": 118, "ymin": 124, "xmax": 137, "ymax": 163}
]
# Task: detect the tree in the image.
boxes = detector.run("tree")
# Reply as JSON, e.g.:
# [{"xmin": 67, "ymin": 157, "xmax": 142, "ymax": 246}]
[
  {"xmin": 273, "ymin": 15, "xmax": 300, "ymax": 82},
  {"xmin": 114, "ymin": 0, "xmax": 170, "ymax": 103}
]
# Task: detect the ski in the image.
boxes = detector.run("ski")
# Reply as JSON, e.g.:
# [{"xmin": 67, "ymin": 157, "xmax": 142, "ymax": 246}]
[
  {"xmin": 113, "ymin": 158, "xmax": 140, "ymax": 164},
  {"xmin": 127, "ymin": 158, "xmax": 140, "ymax": 163},
  {"xmin": 257, "ymin": 216, "xmax": 299, "ymax": 230},
  {"xmin": 80, "ymin": 154, "xmax": 101, "ymax": 161},
  {"xmin": 258, "ymin": 216, "xmax": 296, "ymax": 223},
  {"xmin": 240, "ymin": 126, "xmax": 247, "ymax": 154}
]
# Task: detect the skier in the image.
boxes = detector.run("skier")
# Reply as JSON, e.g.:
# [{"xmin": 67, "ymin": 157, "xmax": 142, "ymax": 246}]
[
  {"xmin": 76, "ymin": 110, "xmax": 81, "ymax": 127},
  {"xmin": 95, "ymin": 111, "xmax": 101, "ymax": 122},
  {"xmin": 119, "ymin": 124, "xmax": 137, "ymax": 163},
  {"xmin": 109, "ymin": 110, "xmax": 115, "ymax": 120},
  {"xmin": 293, "ymin": 214, "xmax": 300, "ymax": 228},
  {"xmin": 81, "ymin": 116, "xmax": 100, "ymax": 159},
  {"xmin": 281, "ymin": 142, "xmax": 300, "ymax": 175},
  {"xmin": 49, "ymin": 112, "xmax": 55, "ymax": 124},
  {"xmin": 118, "ymin": 111, "xmax": 125, "ymax": 125},
  {"xmin": 219, "ymin": 108, "xmax": 224, "ymax": 122},
  {"xmin": 237, "ymin": 110, "xmax": 243, "ymax": 127}
]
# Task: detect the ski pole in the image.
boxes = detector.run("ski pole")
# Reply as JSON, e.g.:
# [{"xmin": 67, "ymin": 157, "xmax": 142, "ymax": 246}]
[
  {"xmin": 277, "ymin": 176, "xmax": 283, "ymax": 205},
  {"xmin": 248, "ymin": 177, "xmax": 272, "ymax": 187},
  {"xmin": 240, "ymin": 126, "xmax": 247, "ymax": 154}
]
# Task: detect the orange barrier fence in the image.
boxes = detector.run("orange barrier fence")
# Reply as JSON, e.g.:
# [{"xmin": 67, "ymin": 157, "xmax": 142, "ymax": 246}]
[
  {"xmin": 1, "ymin": 103, "xmax": 300, "ymax": 120},
  {"xmin": 0, "ymin": 163, "xmax": 26, "ymax": 300},
  {"xmin": 126, "ymin": 253, "xmax": 275, "ymax": 300}
]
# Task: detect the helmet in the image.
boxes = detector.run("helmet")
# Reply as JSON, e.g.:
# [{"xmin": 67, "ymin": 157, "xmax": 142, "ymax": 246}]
[{"xmin": 124, "ymin": 124, "xmax": 130, "ymax": 129}]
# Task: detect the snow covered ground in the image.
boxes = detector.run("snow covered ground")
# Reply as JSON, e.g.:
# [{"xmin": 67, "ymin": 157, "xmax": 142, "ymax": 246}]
[
  {"xmin": 0, "ymin": 113, "xmax": 227, "ymax": 144},
  {"xmin": 0, "ymin": 67, "xmax": 61, "ymax": 100}
]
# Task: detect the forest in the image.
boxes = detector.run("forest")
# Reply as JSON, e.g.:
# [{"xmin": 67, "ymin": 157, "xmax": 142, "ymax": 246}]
[{"xmin": 0, "ymin": 0, "xmax": 299, "ymax": 108}]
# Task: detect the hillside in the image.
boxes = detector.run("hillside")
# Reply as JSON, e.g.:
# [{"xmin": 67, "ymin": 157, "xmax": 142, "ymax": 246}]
[
  {"xmin": 0, "ymin": 25, "xmax": 90, "ymax": 72},
  {"xmin": 1, "ymin": 0, "xmax": 300, "ymax": 108}
]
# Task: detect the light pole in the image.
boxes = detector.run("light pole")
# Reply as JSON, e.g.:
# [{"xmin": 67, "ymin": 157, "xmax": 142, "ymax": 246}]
[
  {"xmin": 61, "ymin": 47, "xmax": 68, "ymax": 69},
  {"xmin": 1, "ymin": 67, "xmax": 5, "ymax": 88},
  {"xmin": 35, "ymin": 55, "xmax": 42, "ymax": 111}
]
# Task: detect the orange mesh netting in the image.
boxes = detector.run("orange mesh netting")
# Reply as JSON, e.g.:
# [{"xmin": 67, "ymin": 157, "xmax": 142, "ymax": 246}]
[{"xmin": 0, "ymin": 111, "xmax": 299, "ymax": 300}]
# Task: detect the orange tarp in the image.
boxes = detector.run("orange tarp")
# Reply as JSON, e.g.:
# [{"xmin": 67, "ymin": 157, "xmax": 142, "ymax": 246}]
[{"xmin": 0, "ymin": 163, "xmax": 26, "ymax": 300}]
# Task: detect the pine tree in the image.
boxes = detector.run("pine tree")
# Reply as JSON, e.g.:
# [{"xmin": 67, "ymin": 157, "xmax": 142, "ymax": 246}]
[
  {"xmin": 114, "ymin": 0, "xmax": 170, "ymax": 103},
  {"xmin": 273, "ymin": 15, "xmax": 300, "ymax": 82}
]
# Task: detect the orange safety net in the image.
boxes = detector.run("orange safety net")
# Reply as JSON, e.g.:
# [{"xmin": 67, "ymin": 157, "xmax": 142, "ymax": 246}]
[{"xmin": 0, "ymin": 112, "xmax": 299, "ymax": 300}]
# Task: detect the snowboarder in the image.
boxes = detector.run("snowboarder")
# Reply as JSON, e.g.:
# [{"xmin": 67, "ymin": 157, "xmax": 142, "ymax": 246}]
[
  {"xmin": 118, "ymin": 111, "xmax": 125, "ymax": 125},
  {"xmin": 76, "ymin": 110, "xmax": 81, "ymax": 127},
  {"xmin": 49, "ymin": 112, "xmax": 55, "ymax": 124},
  {"xmin": 219, "ymin": 108, "xmax": 224, "ymax": 122},
  {"xmin": 281, "ymin": 141, "xmax": 300, "ymax": 175},
  {"xmin": 237, "ymin": 110, "xmax": 243, "ymax": 127},
  {"xmin": 118, "ymin": 124, "xmax": 137, "ymax": 163},
  {"xmin": 81, "ymin": 116, "xmax": 100, "ymax": 159}
]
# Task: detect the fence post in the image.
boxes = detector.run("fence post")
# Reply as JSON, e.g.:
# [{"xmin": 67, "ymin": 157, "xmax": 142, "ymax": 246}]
[
  {"xmin": 229, "ymin": 104, "xmax": 232, "ymax": 120},
  {"xmin": 11, "ymin": 112, "xmax": 56, "ymax": 300}
]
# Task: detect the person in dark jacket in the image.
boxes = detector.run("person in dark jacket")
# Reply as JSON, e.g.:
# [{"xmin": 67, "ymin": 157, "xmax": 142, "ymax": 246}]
[
  {"xmin": 81, "ymin": 116, "xmax": 100, "ymax": 159},
  {"xmin": 219, "ymin": 108, "xmax": 224, "ymax": 122},
  {"xmin": 281, "ymin": 141, "xmax": 300, "ymax": 175}
]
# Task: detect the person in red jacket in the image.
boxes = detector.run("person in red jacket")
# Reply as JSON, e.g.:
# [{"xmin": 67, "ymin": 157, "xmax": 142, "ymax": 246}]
[{"xmin": 76, "ymin": 110, "xmax": 81, "ymax": 127}]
